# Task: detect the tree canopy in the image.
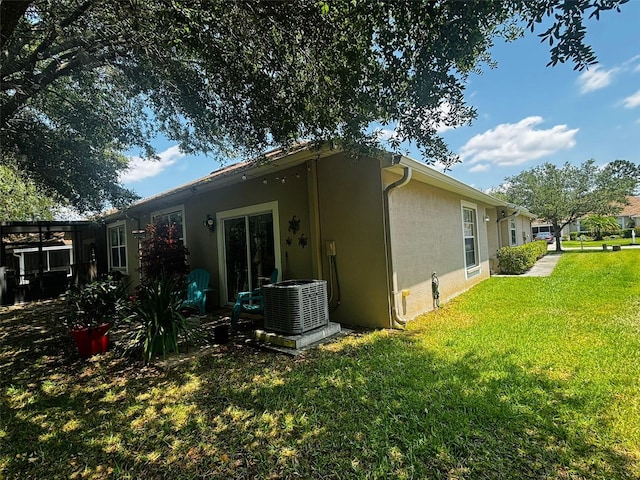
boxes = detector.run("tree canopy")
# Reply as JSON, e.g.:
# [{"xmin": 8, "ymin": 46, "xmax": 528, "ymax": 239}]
[
  {"xmin": 497, "ymin": 159, "xmax": 640, "ymax": 251},
  {"xmin": 0, "ymin": 0, "xmax": 631, "ymax": 212},
  {"xmin": 0, "ymin": 164, "xmax": 58, "ymax": 220}
]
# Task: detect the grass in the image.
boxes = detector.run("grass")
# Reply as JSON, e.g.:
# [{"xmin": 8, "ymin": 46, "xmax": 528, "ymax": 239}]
[
  {"xmin": 1, "ymin": 250, "xmax": 639, "ymax": 479},
  {"xmin": 562, "ymin": 238, "xmax": 637, "ymax": 248}
]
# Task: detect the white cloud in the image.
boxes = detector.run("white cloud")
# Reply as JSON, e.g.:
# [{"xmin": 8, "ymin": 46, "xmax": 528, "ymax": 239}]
[
  {"xmin": 376, "ymin": 128, "xmax": 397, "ymax": 141},
  {"xmin": 459, "ymin": 116, "xmax": 578, "ymax": 167},
  {"xmin": 119, "ymin": 145, "xmax": 185, "ymax": 183},
  {"xmin": 623, "ymin": 89, "xmax": 640, "ymax": 108},
  {"xmin": 576, "ymin": 65, "xmax": 617, "ymax": 94},
  {"xmin": 433, "ymin": 102, "xmax": 456, "ymax": 134},
  {"xmin": 468, "ymin": 163, "xmax": 491, "ymax": 173}
]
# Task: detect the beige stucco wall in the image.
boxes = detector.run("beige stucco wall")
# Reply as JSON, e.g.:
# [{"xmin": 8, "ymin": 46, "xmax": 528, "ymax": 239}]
[
  {"xmin": 384, "ymin": 170, "xmax": 492, "ymax": 321},
  {"xmin": 315, "ymin": 153, "xmax": 390, "ymax": 329},
  {"xmin": 113, "ymin": 163, "xmax": 313, "ymax": 307},
  {"xmin": 497, "ymin": 212, "xmax": 533, "ymax": 249},
  {"xmin": 106, "ymin": 151, "xmax": 519, "ymax": 330}
]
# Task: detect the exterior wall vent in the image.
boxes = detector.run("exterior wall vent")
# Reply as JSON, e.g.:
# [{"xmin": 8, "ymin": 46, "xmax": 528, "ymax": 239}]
[{"xmin": 263, "ymin": 280, "xmax": 329, "ymax": 334}]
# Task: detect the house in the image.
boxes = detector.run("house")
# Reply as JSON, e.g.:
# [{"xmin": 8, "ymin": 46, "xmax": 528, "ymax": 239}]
[
  {"xmin": 531, "ymin": 220, "xmax": 578, "ymax": 239},
  {"xmin": 104, "ymin": 144, "xmax": 534, "ymax": 329},
  {"xmin": 615, "ymin": 196, "xmax": 640, "ymax": 229}
]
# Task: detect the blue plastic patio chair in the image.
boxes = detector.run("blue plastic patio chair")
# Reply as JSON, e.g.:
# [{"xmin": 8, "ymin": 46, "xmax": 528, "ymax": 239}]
[
  {"xmin": 182, "ymin": 268, "xmax": 212, "ymax": 315},
  {"xmin": 231, "ymin": 269, "xmax": 278, "ymax": 329}
]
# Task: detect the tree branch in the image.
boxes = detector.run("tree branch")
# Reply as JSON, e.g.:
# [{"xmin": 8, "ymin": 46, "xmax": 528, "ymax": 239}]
[{"xmin": 0, "ymin": 0, "xmax": 34, "ymax": 50}]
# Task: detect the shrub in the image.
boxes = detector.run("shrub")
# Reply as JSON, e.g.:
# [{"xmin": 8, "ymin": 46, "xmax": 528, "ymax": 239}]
[
  {"xmin": 497, "ymin": 241, "xmax": 547, "ymax": 275},
  {"xmin": 139, "ymin": 219, "xmax": 189, "ymax": 285},
  {"xmin": 119, "ymin": 275, "xmax": 201, "ymax": 363},
  {"xmin": 63, "ymin": 275, "xmax": 129, "ymax": 330}
]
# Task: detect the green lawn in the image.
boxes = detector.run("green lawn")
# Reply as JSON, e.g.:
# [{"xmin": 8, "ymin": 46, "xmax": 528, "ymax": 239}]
[
  {"xmin": 1, "ymin": 250, "xmax": 639, "ymax": 479},
  {"xmin": 562, "ymin": 238, "xmax": 637, "ymax": 248}
]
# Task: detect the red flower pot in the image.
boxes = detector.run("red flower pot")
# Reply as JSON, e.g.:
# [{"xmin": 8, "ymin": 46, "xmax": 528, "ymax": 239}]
[{"xmin": 71, "ymin": 323, "xmax": 110, "ymax": 358}]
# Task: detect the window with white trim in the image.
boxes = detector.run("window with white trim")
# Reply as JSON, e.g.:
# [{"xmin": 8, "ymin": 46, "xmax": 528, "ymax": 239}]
[
  {"xmin": 108, "ymin": 223, "xmax": 127, "ymax": 271},
  {"xmin": 510, "ymin": 219, "xmax": 517, "ymax": 246},
  {"xmin": 462, "ymin": 206, "xmax": 479, "ymax": 271},
  {"xmin": 152, "ymin": 206, "xmax": 186, "ymax": 245}
]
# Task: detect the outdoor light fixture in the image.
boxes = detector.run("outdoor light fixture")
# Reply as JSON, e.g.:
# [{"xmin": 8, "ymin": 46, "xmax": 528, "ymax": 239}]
[
  {"xmin": 203, "ymin": 214, "xmax": 215, "ymax": 233},
  {"xmin": 241, "ymin": 174, "xmax": 247, "ymax": 181},
  {"xmin": 484, "ymin": 214, "xmax": 490, "ymax": 222},
  {"xmin": 262, "ymin": 178, "xmax": 268, "ymax": 184}
]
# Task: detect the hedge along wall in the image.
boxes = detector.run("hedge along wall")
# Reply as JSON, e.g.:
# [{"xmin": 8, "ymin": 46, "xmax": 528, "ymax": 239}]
[{"xmin": 497, "ymin": 241, "xmax": 548, "ymax": 275}]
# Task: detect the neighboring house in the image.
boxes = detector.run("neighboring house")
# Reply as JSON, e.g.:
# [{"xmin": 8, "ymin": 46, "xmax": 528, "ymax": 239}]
[
  {"xmin": 104, "ymin": 144, "xmax": 533, "ymax": 329},
  {"xmin": 531, "ymin": 220, "xmax": 578, "ymax": 238},
  {"xmin": 615, "ymin": 196, "xmax": 640, "ymax": 229},
  {"xmin": 532, "ymin": 196, "xmax": 640, "ymax": 237}
]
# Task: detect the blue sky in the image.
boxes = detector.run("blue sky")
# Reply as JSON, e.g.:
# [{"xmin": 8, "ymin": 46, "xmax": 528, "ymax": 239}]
[{"xmin": 120, "ymin": 2, "xmax": 640, "ymax": 198}]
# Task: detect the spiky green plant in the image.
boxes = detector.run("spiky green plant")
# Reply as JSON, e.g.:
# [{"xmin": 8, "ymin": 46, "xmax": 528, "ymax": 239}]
[{"xmin": 121, "ymin": 275, "xmax": 200, "ymax": 363}]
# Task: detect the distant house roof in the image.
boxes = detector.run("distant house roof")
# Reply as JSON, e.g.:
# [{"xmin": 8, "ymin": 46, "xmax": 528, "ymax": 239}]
[{"xmin": 619, "ymin": 196, "xmax": 640, "ymax": 218}]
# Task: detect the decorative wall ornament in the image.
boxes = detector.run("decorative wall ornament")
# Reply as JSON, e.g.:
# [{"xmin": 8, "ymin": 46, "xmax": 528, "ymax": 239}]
[
  {"xmin": 298, "ymin": 233, "xmax": 308, "ymax": 248},
  {"xmin": 288, "ymin": 215, "xmax": 301, "ymax": 234}
]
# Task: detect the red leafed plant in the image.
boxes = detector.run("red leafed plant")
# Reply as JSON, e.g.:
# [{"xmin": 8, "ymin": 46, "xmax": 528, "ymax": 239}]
[{"xmin": 139, "ymin": 219, "xmax": 190, "ymax": 285}]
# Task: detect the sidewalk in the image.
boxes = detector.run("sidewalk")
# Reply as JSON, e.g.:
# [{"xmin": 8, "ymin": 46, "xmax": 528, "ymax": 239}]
[
  {"xmin": 493, "ymin": 253, "xmax": 562, "ymax": 278},
  {"xmin": 520, "ymin": 253, "xmax": 562, "ymax": 277}
]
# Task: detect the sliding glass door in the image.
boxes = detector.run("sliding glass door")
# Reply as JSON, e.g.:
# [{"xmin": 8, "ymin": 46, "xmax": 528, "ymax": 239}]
[{"xmin": 218, "ymin": 202, "xmax": 280, "ymax": 304}]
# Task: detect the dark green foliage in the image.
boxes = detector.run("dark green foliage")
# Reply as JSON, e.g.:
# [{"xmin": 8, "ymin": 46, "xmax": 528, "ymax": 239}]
[
  {"xmin": 139, "ymin": 219, "xmax": 189, "ymax": 285},
  {"xmin": 581, "ymin": 215, "xmax": 622, "ymax": 240},
  {"xmin": 497, "ymin": 241, "xmax": 548, "ymax": 274},
  {"xmin": 0, "ymin": 1, "xmax": 631, "ymax": 210},
  {"xmin": 121, "ymin": 275, "xmax": 200, "ymax": 363},
  {"xmin": 0, "ymin": 164, "xmax": 58, "ymax": 220},
  {"xmin": 63, "ymin": 275, "xmax": 129, "ymax": 330}
]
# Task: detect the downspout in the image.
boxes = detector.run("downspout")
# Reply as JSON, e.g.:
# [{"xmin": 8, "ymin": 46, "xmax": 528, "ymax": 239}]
[{"xmin": 383, "ymin": 159, "xmax": 412, "ymax": 329}]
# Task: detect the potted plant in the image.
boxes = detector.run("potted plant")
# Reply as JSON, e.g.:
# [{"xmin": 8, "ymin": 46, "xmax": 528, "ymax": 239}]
[
  {"xmin": 63, "ymin": 275, "xmax": 129, "ymax": 358},
  {"xmin": 120, "ymin": 275, "xmax": 202, "ymax": 363}
]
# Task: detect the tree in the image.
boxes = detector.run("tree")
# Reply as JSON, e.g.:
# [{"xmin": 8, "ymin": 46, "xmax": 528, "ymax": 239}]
[
  {"xmin": 581, "ymin": 215, "xmax": 621, "ymax": 240},
  {"xmin": 498, "ymin": 160, "xmax": 639, "ymax": 251},
  {"xmin": 0, "ymin": 164, "xmax": 58, "ymax": 220},
  {"xmin": 1, "ymin": 0, "xmax": 630, "ymax": 211}
]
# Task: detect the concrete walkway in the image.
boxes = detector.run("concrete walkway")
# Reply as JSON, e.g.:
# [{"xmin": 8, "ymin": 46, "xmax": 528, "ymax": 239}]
[
  {"xmin": 520, "ymin": 253, "xmax": 562, "ymax": 277},
  {"xmin": 493, "ymin": 253, "xmax": 563, "ymax": 278}
]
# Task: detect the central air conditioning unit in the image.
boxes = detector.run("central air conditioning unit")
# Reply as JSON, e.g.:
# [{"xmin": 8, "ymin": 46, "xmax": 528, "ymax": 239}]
[{"xmin": 263, "ymin": 279, "xmax": 329, "ymax": 335}]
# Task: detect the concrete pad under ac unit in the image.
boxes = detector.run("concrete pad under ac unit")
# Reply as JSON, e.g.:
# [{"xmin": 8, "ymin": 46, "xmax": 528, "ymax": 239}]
[{"xmin": 253, "ymin": 322, "xmax": 342, "ymax": 350}]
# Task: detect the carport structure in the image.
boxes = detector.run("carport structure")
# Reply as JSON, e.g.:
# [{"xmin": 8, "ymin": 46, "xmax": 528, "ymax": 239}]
[{"xmin": 0, "ymin": 221, "xmax": 107, "ymax": 305}]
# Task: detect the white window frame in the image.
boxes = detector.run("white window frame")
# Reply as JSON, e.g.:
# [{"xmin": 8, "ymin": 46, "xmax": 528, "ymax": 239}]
[
  {"xmin": 461, "ymin": 201, "xmax": 481, "ymax": 278},
  {"xmin": 216, "ymin": 201, "xmax": 281, "ymax": 305},
  {"xmin": 510, "ymin": 218, "xmax": 517, "ymax": 246},
  {"xmin": 107, "ymin": 222, "xmax": 128, "ymax": 273},
  {"xmin": 151, "ymin": 205, "xmax": 187, "ymax": 246},
  {"xmin": 14, "ymin": 245, "xmax": 74, "ymax": 285}
]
